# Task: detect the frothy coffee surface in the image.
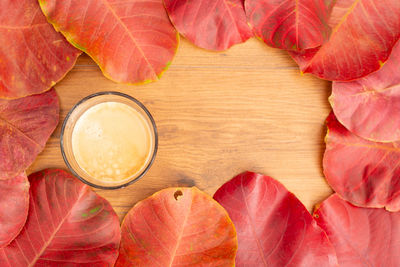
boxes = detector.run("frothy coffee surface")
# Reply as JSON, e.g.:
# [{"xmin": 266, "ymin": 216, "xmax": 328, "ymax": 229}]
[{"xmin": 72, "ymin": 102, "xmax": 152, "ymax": 183}]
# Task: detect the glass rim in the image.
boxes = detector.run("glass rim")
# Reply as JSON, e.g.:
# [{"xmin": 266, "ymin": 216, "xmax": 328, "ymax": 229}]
[{"xmin": 60, "ymin": 91, "xmax": 158, "ymax": 190}]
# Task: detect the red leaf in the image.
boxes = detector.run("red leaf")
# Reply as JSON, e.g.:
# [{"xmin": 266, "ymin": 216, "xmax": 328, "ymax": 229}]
[
  {"xmin": 0, "ymin": 89, "xmax": 59, "ymax": 180},
  {"xmin": 0, "ymin": 0, "xmax": 80, "ymax": 99},
  {"xmin": 164, "ymin": 0, "xmax": 252, "ymax": 51},
  {"xmin": 39, "ymin": 0, "xmax": 179, "ymax": 84},
  {"xmin": 0, "ymin": 169, "xmax": 121, "ymax": 266},
  {"xmin": 214, "ymin": 171, "xmax": 338, "ymax": 267},
  {"xmin": 331, "ymin": 41, "xmax": 400, "ymax": 142},
  {"xmin": 324, "ymin": 112, "xmax": 400, "ymax": 211},
  {"xmin": 0, "ymin": 173, "xmax": 29, "ymax": 248},
  {"xmin": 115, "ymin": 187, "xmax": 237, "ymax": 266},
  {"xmin": 314, "ymin": 194, "xmax": 400, "ymax": 267},
  {"xmin": 290, "ymin": 0, "xmax": 400, "ymax": 81},
  {"xmin": 245, "ymin": 0, "xmax": 331, "ymax": 51}
]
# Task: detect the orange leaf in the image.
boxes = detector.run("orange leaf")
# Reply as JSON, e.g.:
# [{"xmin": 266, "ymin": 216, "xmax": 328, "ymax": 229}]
[
  {"xmin": 39, "ymin": 0, "xmax": 179, "ymax": 84},
  {"xmin": 0, "ymin": 0, "xmax": 80, "ymax": 99},
  {"xmin": 116, "ymin": 187, "xmax": 237, "ymax": 266}
]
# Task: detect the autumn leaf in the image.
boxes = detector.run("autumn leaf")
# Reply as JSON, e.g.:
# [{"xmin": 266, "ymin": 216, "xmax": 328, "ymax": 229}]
[
  {"xmin": 0, "ymin": 173, "xmax": 29, "ymax": 248},
  {"xmin": 331, "ymin": 41, "xmax": 400, "ymax": 142},
  {"xmin": 39, "ymin": 0, "xmax": 179, "ymax": 84},
  {"xmin": 290, "ymin": 0, "xmax": 400, "ymax": 81},
  {"xmin": 0, "ymin": 169, "xmax": 121, "ymax": 266},
  {"xmin": 0, "ymin": 89, "xmax": 59, "ymax": 180},
  {"xmin": 214, "ymin": 171, "xmax": 338, "ymax": 267},
  {"xmin": 324, "ymin": 113, "xmax": 400, "ymax": 211},
  {"xmin": 245, "ymin": 0, "xmax": 331, "ymax": 51},
  {"xmin": 116, "ymin": 187, "xmax": 237, "ymax": 266},
  {"xmin": 0, "ymin": 0, "xmax": 80, "ymax": 99},
  {"xmin": 164, "ymin": 0, "xmax": 252, "ymax": 51},
  {"xmin": 314, "ymin": 194, "xmax": 400, "ymax": 266}
]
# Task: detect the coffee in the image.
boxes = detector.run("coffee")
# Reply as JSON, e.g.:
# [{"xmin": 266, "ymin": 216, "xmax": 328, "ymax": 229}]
[{"xmin": 71, "ymin": 102, "xmax": 152, "ymax": 183}]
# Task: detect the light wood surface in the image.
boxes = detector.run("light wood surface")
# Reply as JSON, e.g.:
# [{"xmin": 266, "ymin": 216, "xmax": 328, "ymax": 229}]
[{"xmin": 27, "ymin": 38, "xmax": 333, "ymax": 221}]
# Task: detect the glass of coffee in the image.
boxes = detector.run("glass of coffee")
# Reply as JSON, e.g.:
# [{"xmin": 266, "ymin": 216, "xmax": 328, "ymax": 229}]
[{"xmin": 60, "ymin": 91, "xmax": 157, "ymax": 189}]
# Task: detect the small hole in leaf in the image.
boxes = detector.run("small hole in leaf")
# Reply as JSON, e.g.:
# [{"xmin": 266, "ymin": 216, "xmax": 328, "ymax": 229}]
[
  {"xmin": 314, "ymin": 214, "xmax": 319, "ymax": 219},
  {"xmin": 174, "ymin": 190, "xmax": 183, "ymax": 201}
]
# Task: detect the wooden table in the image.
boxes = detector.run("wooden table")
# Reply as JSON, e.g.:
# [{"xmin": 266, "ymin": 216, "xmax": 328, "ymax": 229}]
[{"xmin": 28, "ymin": 38, "xmax": 333, "ymax": 221}]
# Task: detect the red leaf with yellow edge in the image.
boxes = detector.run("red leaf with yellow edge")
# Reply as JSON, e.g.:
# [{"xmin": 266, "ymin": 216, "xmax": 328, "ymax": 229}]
[
  {"xmin": 324, "ymin": 112, "xmax": 400, "ymax": 211},
  {"xmin": 164, "ymin": 0, "xmax": 252, "ymax": 51},
  {"xmin": 0, "ymin": 169, "xmax": 121, "ymax": 266},
  {"xmin": 0, "ymin": 0, "xmax": 80, "ymax": 99},
  {"xmin": 0, "ymin": 89, "xmax": 59, "ymax": 180},
  {"xmin": 214, "ymin": 171, "xmax": 338, "ymax": 267},
  {"xmin": 0, "ymin": 173, "xmax": 29, "ymax": 248},
  {"xmin": 314, "ymin": 194, "xmax": 400, "ymax": 267},
  {"xmin": 39, "ymin": 0, "xmax": 179, "ymax": 84},
  {"xmin": 115, "ymin": 187, "xmax": 237, "ymax": 266},
  {"xmin": 290, "ymin": 0, "xmax": 400, "ymax": 81},
  {"xmin": 331, "ymin": 41, "xmax": 400, "ymax": 142},
  {"xmin": 245, "ymin": 0, "xmax": 331, "ymax": 51}
]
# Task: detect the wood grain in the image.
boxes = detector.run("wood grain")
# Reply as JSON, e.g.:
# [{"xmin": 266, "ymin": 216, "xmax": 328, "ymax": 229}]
[{"xmin": 27, "ymin": 38, "xmax": 333, "ymax": 221}]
